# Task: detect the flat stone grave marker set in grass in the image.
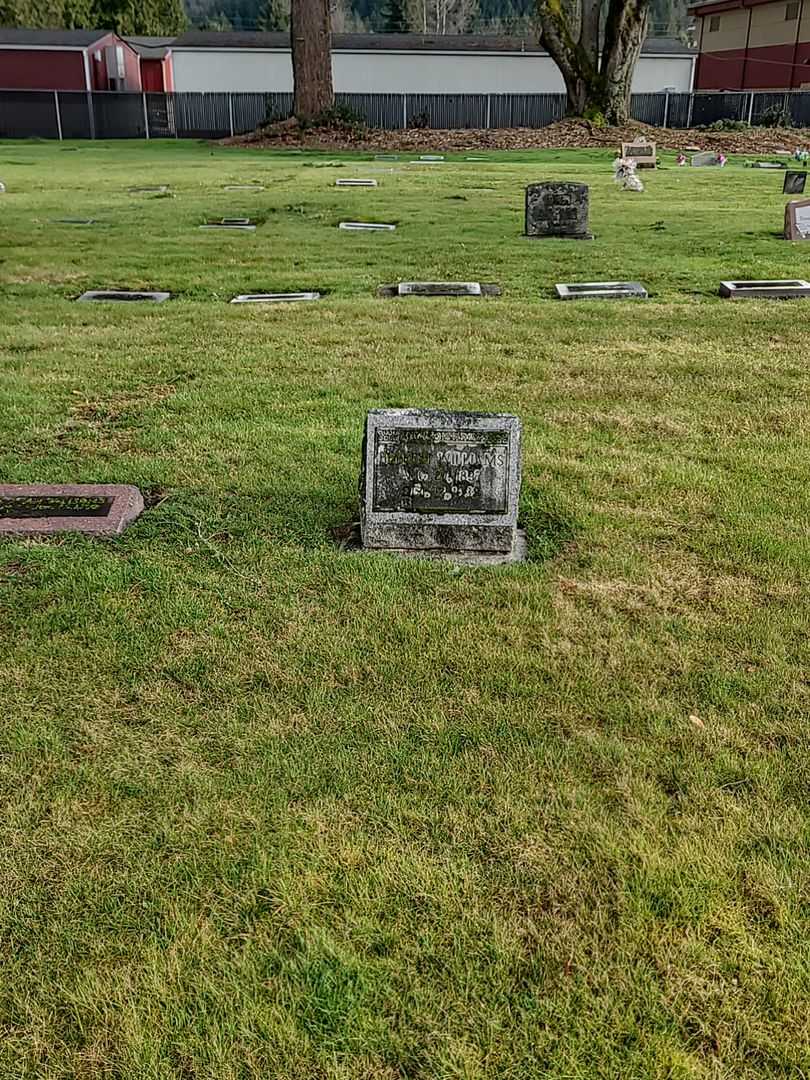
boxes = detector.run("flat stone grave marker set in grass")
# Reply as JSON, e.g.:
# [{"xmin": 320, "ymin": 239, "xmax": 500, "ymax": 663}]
[
  {"xmin": 784, "ymin": 197, "xmax": 810, "ymax": 239},
  {"xmin": 621, "ymin": 139, "xmax": 656, "ymax": 168},
  {"xmin": 223, "ymin": 184, "xmax": 265, "ymax": 191},
  {"xmin": 525, "ymin": 182, "xmax": 592, "ymax": 240},
  {"xmin": 784, "ymin": 171, "xmax": 808, "ymax": 196},
  {"xmin": 335, "ymin": 178, "xmax": 378, "ymax": 187},
  {"xmin": 555, "ymin": 281, "xmax": 648, "ymax": 300},
  {"xmin": 377, "ymin": 282, "xmax": 502, "ymax": 297},
  {"xmin": 746, "ymin": 161, "xmax": 786, "ymax": 169},
  {"xmin": 719, "ymin": 279, "xmax": 810, "ymax": 299},
  {"xmin": 230, "ymin": 292, "xmax": 320, "ymax": 304},
  {"xmin": 51, "ymin": 218, "xmax": 99, "ymax": 225},
  {"xmin": 357, "ymin": 409, "xmax": 524, "ymax": 565},
  {"xmin": 0, "ymin": 485, "xmax": 143, "ymax": 538},
  {"xmin": 339, "ymin": 221, "xmax": 396, "ymax": 231},
  {"xmin": 128, "ymin": 185, "xmax": 169, "ymax": 193},
  {"xmin": 78, "ymin": 290, "xmax": 171, "ymax": 303},
  {"xmin": 200, "ymin": 218, "xmax": 256, "ymax": 231}
]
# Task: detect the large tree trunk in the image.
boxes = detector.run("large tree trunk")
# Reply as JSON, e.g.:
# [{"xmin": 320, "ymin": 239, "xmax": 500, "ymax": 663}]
[
  {"xmin": 536, "ymin": 0, "xmax": 649, "ymax": 124},
  {"xmin": 290, "ymin": 0, "xmax": 334, "ymax": 122},
  {"xmin": 600, "ymin": 0, "xmax": 649, "ymax": 123}
]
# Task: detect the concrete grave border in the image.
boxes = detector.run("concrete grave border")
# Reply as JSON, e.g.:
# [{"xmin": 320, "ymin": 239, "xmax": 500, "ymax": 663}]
[
  {"xmin": 230, "ymin": 292, "xmax": 321, "ymax": 304},
  {"xmin": 378, "ymin": 282, "xmax": 501, "ymax": 296},
  {"xmin": 0, "ymin": 484, "xmax": 144, "ymax": 537},
  {"xmin": 555, "ymin": 281, "xmax": 648, "ymax": 300},
  {"xmin": 719, "ymin": 279, "xmax": 810, "ymax": 298},
  {"xmin": 339, "ymin": 221, "xmax": 396, "ymax": 231}
]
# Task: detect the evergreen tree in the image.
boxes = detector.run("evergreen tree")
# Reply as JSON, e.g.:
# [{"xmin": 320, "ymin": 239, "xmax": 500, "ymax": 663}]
[
  {"xmin": 257, "ymin": 0, "xmax": 290, "ymax": 30},
  {"xmin": 381, "ymin": 0, "xmax": 407, "ymax": 31}
]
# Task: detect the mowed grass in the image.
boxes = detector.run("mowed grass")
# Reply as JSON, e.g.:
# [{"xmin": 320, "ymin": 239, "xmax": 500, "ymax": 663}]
[{"xmin": 1, "ymin": 138, "xmax": 810, "ymax": 1080}]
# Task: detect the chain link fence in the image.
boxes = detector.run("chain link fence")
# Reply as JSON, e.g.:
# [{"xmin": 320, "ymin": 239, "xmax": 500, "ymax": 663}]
[{"xmin": 4, "ymin": 88, "xmax": 810, "ymax": 139}]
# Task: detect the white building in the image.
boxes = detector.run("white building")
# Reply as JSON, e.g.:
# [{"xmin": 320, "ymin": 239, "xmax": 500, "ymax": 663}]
[{"xmin": 170, "ymin": 32, "xmax": 696, "ymax": 95}]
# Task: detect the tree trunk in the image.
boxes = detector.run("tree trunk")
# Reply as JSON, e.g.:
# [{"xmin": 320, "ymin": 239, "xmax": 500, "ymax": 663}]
[
  {"xmin": 600, "ymin": 0, "xmax": 650, "ymax": 123},
  {"xmin": 536, "ymin": 0, "xmax": 649, "ymax": 124},
  {"xmin": 290, "ymin": 0, "xmax": 334, "ymax": 122}
]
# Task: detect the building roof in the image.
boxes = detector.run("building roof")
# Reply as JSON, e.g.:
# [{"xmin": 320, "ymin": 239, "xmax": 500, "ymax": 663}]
[
  {"xmin": 688, "ymin": 0, "xmax": 773, "ymax": 13},
  {"xmin": 124, "ymin": 35, "xmax": 174, "ymax": 58},
  {"xmin": 0, "ymin": 27, "xmax": 111, "ymax": 47},
  {"xmin": 172, "ymin": 30, "xmax": 695, "ymax": 55}
]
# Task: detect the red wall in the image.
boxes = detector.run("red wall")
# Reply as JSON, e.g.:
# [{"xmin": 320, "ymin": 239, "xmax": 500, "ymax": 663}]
[
  {"xmin": 0, "ymin": 49, "xmax": 86, "ymax": 90},
  {"xmin": 141, "ymin": 58, "xmax": 165, "ymax": 92},
  {"xmin": 696, "ymin": 41, "xmax": 810, "ymax": 89}
]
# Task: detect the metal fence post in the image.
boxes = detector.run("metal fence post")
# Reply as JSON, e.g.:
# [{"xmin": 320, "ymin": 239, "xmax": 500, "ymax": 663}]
[
  {"xmin": 662, "ymin": 91, "xmax": 670, "ymax": 128},
  {"xmin": 53, "ymin": 90, "xmax": 63, "ymax": 140},
  {"xmin": 486, "ymin": 93, "xmax": 491, "ymax": 128},
  {"xmin": 228, "ymin": 92, "xmax": 234, "ymax": 137},
  {"xmin": 402, "ymin": 93, "xmax": 407, "ymax": 129},
  {"xmin": 142, "ymin": 92, "xmax": 150, "ymax": 139},
  {"xmin": 86, "ymin": 91, "xmax": 96, "ymax": 139},
  {"xmin": 687, "ymin": 92, "xmax": 694, "ymax": 128},
  {"xmin": 747, "ymin": 91, "xmax": 755, "ymax": 124}
]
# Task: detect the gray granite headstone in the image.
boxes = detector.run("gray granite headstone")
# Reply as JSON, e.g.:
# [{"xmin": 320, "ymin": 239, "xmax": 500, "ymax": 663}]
[
  {"xmin": 359, "ymin": 408, "xmax": 522, "ymax": 561},
  {"xmin": 525, "ymin": 182, "xmax": 592, "ymax": 239}
]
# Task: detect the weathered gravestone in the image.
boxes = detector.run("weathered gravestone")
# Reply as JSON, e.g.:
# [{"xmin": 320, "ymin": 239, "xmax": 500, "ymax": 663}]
[
  {"xmin": 525, "ymin": 182, "xmax": 592, "ymax": 239},
  {"xmin": 784, "ymin": 171, "xmax": 808, "ymax": 195},
  {"xmin": 0, "ymin": 484, "xmax": 143, "ymax": 537},
  {"xmin": 359, "ymin": 409, "xmax": 524, "ymax": 563},
  {"xmin": 691, "ymin": 152, "xmax": 721, "ymax": 167},
  {"xmin": 784, "ymin": 197, "xmax": 810, "ymax": 239},
  {"xmin": 621, "ymin": 139, "xmax": 656, "ymax": 168},
  {"xmin": 230, "ymin": 292, "xmax": 320, "ymax": 304}
]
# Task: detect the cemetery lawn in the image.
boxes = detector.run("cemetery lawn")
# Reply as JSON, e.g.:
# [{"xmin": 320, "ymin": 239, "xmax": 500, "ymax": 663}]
[{"xmin": 2, "ymin": 139, "xmax": 810, "ymax": 1080}]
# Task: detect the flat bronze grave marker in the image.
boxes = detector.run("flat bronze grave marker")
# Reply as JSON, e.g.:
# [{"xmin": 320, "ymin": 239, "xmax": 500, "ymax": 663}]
[{"xmin": 0, "ymin": 484, "xmax": 144, "ymax": 537}]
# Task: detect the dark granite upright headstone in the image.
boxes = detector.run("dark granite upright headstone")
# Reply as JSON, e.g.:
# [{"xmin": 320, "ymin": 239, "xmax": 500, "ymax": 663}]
[
  {"xmin": 525, "ymin": 182, "xmax": 592, "ymax": 239},
  {"xmin": 359, "ymin": 409, "xmax": 522, "ymax": 561},
  {"xmin": 784, "ymin": 170, "xmax": 807, "ymax": 195}
]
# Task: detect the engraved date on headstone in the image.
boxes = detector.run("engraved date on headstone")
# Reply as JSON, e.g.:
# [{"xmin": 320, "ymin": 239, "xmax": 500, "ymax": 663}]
[{"xmin": 372, "ymin": 428, "xmax": 509, "ymax": 513}]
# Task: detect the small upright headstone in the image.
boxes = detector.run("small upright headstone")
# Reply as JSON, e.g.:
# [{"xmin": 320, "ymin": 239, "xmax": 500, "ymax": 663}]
[
  {"xmin": 359, "ymin": 408, "xmax": 523, "ymax": 563},
  {"xmin": 784, "ymin": 197, "xmax": 810, "ymax": 239},
  {"xmin": 621, "ymin": 139, "xmax": 656, "ymax": 168},
  {"xmin": 691, "ymin": 152, "xmax": 721, "ymax": 167},
  {"xmin": 784, "ymin": 170, "xmax": 807, "ymax": 195},
  {"xmin": 525, "ymin": 182, "xmax": 592, "ymax": 240}
]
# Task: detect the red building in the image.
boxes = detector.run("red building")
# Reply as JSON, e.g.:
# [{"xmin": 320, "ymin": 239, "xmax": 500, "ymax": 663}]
[
  {"xmin": 690, "ymin": 0, "xmax": 810, "ymax": 89},
  {"xmin": 0, "ymin": 28, "xmax": 141, "ymax": 91},
  {"xmin": 124, "ymin": 37, "xmax": 175, "ymax": 92}
]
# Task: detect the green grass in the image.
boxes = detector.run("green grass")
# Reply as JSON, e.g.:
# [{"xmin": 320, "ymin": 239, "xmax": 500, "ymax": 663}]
[{"xmin": 2, "ymin": 138, "xmax": 810, "ymax": 1080}]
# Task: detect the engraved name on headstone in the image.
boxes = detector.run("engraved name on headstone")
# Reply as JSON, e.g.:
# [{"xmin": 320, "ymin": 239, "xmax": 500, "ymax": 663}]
[
  {"xmin": 525, "ymin": 182, "xmax": 592, "ymax": 239},
  {"xmin": 360, "ymin": 409, "xmax": 522, "ymax": 560}
]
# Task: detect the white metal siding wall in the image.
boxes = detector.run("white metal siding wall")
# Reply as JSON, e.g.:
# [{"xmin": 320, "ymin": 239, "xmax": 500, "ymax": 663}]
[{"xmin": 171, "ymin": 48, "xmax": 693, "ymax": 94}]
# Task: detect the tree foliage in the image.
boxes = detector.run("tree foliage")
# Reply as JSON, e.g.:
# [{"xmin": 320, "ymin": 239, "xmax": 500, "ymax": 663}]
[{"xmin": 0, "ymin": 0, "xmax": 187, "ymax": 32}]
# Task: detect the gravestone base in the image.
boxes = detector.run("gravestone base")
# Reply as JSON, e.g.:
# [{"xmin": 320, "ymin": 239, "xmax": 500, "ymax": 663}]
[{"xmin": 338, "ymin": 521, "xmax": 527, "ymax": 565}]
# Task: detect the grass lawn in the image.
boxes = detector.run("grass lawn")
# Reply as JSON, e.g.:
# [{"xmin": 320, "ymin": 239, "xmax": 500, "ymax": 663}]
[{"xmin": 1, "ymin": 138, "xmax": 810, "ymax": 1080}]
